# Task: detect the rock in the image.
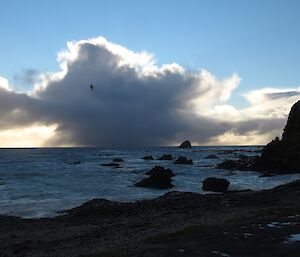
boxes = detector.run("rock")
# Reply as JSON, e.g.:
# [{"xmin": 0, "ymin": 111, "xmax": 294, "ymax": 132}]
[
  {"xmin": 178, "ymin": 140, "xmax": 192, "ymax": 148},
  {"xmin": 217, "ymin": 160, "xmax": 236, "ymax": 170},
  {"xmin": 158, "ymin": 154, "xmax": 173, "ymax": 160},
  {"xmin": 145, "ymin": 165, "xmax": 175, "ymax": 177},
  {"xmin": 205, "ymin": 154, "xmax": 218, "ymax": 159},
  {"xmin": 217, "ymin": 157, "xmax": 259, "ymax": 171},
  {"xmin": 72, "ymin": 161, "xmax": 81, "ymax": 165},
  {"xmin": 142, "ymin": 155, "xmax": 154, "ymax": 160},
  {"xmin": 202, "ymin": 177, "xmax": 230, "ymax": 192},
  {"xmin": 257, "ymin": 101, "xmax": 300, "ymax": 173},
  {"xmin": 135, "ymin": 166, "xmax": 174, "ymax": 189},
  {"xmin": 113, "ymin": 158, "xmax": 124, "ymax": 162},
  {"xmin": 174, "ymin": 156, "xmax": 193, "ymax": 165},
  {"xmin": 101, "ymin": 163, "xmax": 120, "ymax": 167},
  {"xmin": 216, "ymin": 102, "xmax": 300, "ymax": 173}
]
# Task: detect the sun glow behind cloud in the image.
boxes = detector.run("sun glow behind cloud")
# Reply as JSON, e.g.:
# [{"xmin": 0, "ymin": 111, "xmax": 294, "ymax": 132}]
[{"xmin": 0, "ymin": 125, "xmax": 57, "ymax": 147}]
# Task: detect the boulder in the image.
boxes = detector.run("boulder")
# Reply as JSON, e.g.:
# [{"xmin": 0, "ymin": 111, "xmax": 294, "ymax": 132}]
[
  {"xmin": 135, "ymin": 166, "xmax": 174, "ymax": 189},
  {"xmin": 174, "ymin": 156, "xmax": 193, "ymax": 165},
  {"xmin": 145, "ymin": 165, "xmax": 175, "ymax": 177},
  {"xmin": 158, "ymin": 154, "xmax": 173, "ymax": 160},
  {"xmin": 202, "ymin": 177, "xmax": 230, "ymax": 192},
  {"xmin": 142, "ymin": 155, "xmax": 154, "ymax": 160},
  {"xmin": 71, "ymin": 161, "xmax": 81, "ymax": 165},
  {"xmin": 178, "ymin": 140, "xmax": 192, "ymax": 148}
]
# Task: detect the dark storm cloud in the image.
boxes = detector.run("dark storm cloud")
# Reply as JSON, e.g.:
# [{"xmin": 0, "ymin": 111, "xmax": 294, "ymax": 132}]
[
  {"xmin": 35, "ymin": 42, "xmax": 236, "ymax": 146},
  {"xmin": 0, "ymin": 37, "xmax": 295, "ymax": 146}
]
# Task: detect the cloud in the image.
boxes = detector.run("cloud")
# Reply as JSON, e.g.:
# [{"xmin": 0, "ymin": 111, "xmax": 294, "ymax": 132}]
[{"xmin": 0, "ymin": 36, "xmax": 299, "ymax": 147}]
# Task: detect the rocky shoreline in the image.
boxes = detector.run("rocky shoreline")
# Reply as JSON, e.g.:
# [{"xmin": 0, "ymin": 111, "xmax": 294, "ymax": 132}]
[
  {"xmin": 1, "ymin": 180, "xmax": 300, "ymax": 257},
  {"xmin": 217, "ymin": 101, "xmax": 300, "ymax": 175}
]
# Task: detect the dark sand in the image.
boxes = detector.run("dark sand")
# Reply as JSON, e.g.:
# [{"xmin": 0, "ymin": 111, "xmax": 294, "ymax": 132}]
[{"xmin": 1, "ymin": 181, "xmax": 300, "ymax": 257}]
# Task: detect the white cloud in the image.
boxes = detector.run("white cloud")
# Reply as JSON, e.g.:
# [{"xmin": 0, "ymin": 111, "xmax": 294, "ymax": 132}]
[
  {"xmin": 0, "ymin": 76, "xmax": 13, "ymax": 91},
  {"xmin": 0, "ymin": 36, "xmax": 299, "ymax": 147}
]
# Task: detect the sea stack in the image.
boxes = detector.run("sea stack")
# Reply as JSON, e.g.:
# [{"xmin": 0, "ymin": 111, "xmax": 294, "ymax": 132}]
[
  {"xmin": 178, "ymin": 140, "xmax": 192, "ymax": 148},
  {"xmin": 258, "ymin": 100, "xmax": 300, "ymax": 173}
]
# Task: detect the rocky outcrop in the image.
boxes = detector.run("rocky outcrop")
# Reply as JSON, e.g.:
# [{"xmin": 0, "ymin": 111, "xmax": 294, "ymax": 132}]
[
  {"xmin": 158, "ymin": 154, "xmax": 173, "ymax": 160},
  {"xmin": 135, "ymin": 166, "xmax": 175, "ymax": 189},
  {"xmin": 257, "ymin": 101, "xmax": 300, "ymax": 173},
  {"xmin": 202, "ymin": 177, "xmax": 230, "ymax": 192},
  {"xmin": 217, "ymin": 101, "xmax": 300, "ymax": 174},
  {"xmin": 178, "ymin": 140, "xmax": 192, "ymax": 148},
  {"xmin": 174, "ymin": 156, "xmax": 193, "ymax": 165}
]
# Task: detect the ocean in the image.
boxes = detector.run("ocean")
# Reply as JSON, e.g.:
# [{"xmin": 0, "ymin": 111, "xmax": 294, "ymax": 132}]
[{"xmin": 0, "ymin": 146, "xmax": 299, "ymax": 218}]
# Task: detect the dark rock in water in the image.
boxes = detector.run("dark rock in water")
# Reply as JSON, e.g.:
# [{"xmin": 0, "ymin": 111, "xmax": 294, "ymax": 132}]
[
  {"xmin": 135, "ymin": 166, "xmax": 174, "ymax": 189},
  {"xmin": 259, "ymin": 173, "xmax": 275, "ymax": 178},
  {"xmin": 113, "ymin": 158, "xmax": 124, "ymax": 162},
  {"xmin": 101, "ymin": 163, "xmax": 120, "ymax": 167},
  {"xmin": 219, "ymin": 150, "xmax": 235, "ymax": 154},
  {"xmin": 174, "ymin": 156, "xmax": 193, "ymax": 165},
  {"xmin": 145, "ymin": 165, "xmax": 175, "ymax": 177},
  {"xmin": 178, "ymin": 140, "xmax": 192, "ymax": 148},
  {"xmin": 217, "ymin": 156, "xmax": 259, "ymax": 171},
  {"xmin": 217, "ymin": 160, "xmax": 236, "ymax": 170},
  {"xmin": 202, "ymin": 177, "xmax": 230, "ymax": 192},
  {"xmin": 158, "ymin": 154, "xmax": 173, "ymax": 160},
  {"xmin": 142, "ymin": 155, "xmax": 154, "ymax": 160},
  {"xmin": 205, "ymin": 154, "xmax": 219, "ymax": 159},
  {"xmin": 72, "ymin": 161, "xmax": 81, "ymax": 165}
]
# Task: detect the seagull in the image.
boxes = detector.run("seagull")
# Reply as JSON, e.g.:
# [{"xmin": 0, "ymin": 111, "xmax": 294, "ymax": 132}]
[{"xmin": 90, "ymin": 84, "xmax": 94, "ymax": 91}]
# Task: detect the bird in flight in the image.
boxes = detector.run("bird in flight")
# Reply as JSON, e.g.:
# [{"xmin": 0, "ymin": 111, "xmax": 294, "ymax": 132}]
[{"xmin": 90, "ymin": 84, "xmax": 94, "ymax": 91}]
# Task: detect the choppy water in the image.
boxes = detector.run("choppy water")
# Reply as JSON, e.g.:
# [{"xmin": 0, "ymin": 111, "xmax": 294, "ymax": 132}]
[{"xmin": 0, "ymin": 146, "xmax": 299, "ymax": 218}]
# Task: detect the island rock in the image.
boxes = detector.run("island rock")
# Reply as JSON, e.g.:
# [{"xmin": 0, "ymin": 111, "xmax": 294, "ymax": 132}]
[{"xmin": 178, "ymin": 140, "xmax": 192, "ymax": 148}]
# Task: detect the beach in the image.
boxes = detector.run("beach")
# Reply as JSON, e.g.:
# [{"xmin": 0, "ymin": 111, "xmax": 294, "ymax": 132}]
[{"xmin": 1, "ymin": 180, "xmax": 300, "ymax": 257}]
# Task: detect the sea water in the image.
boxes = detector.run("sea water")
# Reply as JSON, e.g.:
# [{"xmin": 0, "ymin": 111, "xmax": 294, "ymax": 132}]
[{"xmin": 0, "ymin": 146, "xmax": 299, "ymax": 218}]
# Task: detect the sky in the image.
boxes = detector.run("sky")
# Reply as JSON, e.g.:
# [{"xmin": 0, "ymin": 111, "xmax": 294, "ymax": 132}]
[{"xmin": 0, "ymin": 0, "xmax": 300, "ymax": 147}]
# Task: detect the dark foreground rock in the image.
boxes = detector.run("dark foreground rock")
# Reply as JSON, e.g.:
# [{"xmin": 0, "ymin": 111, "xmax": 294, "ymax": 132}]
[
  {"xmin": 178, "ymin": 140, "xmax": 192, "ymax": 148},
  {"xmin": 135, "ymin": 166, "xmax": 174, "ymax": 189},
  {"xmin": 158, "ymin": 154, "xmax": 173, "ymax": 160},
  {"xmin": 174, "ymin": 156, "xmax": 193, "ymax": 165},
  {"xmin": 1, "ymin": 181, "xmax": 300, "ymax": 257},
  {"xmin": 202, "ymin": 177, "xmax": 230, "ymax": 192}
]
